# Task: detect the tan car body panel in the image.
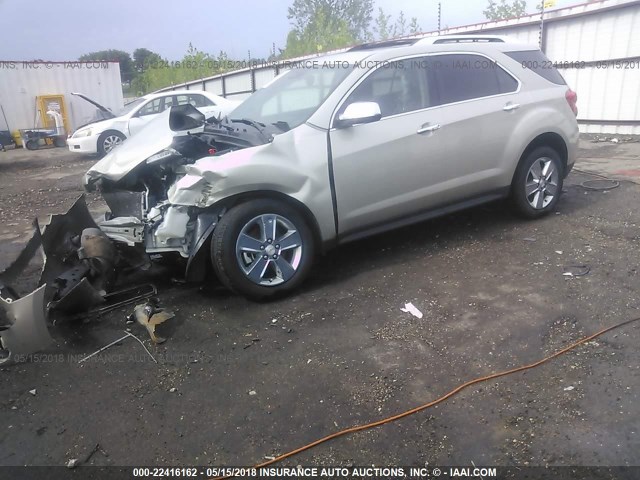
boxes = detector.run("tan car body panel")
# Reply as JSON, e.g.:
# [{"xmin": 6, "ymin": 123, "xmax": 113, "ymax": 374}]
[{"xmin": 167, "ymin": 123, "xmax": 338, "ymax": 242}]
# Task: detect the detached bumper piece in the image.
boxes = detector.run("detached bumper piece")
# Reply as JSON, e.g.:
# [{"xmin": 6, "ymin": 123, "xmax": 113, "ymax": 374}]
[
  {"xmin": 0, "ymin": 286, "xmax": 52, "ymax": 363},
  {"xmin": 0, "ymin": 196, "xmax": 155, "ymax": 362}
]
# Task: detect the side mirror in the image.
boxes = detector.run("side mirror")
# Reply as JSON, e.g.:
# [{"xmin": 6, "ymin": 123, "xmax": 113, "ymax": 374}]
[
  {"xmin": 169, "ymin": 104, "xmax": 205, "ymax": 131},
  {"xmin": 334, "ymin": 102, "xmax": 382, "ymax": 128}
]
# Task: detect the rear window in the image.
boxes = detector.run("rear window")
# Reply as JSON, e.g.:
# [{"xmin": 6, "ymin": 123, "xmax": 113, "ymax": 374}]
[{"xmin": 505, "ymin": 50, "xmax": 566, "ymax": 85}]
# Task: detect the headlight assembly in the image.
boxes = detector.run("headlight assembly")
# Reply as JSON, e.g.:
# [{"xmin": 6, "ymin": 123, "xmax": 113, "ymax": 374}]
[{"xmin": 73, "ymin": 128, "xmax": 93, "ymax": 138}]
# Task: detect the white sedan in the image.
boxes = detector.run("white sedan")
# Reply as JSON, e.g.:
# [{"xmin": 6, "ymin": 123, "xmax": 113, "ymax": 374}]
[{"xmin": 67, "ymin": 90, "xmax": 240, "ymax": 156}]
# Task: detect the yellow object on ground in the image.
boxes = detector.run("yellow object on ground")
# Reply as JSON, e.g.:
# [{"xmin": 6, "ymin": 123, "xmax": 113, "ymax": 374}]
[{"xmin": 11, "ymin": 130, "xmax": 22, "ymax": 147}]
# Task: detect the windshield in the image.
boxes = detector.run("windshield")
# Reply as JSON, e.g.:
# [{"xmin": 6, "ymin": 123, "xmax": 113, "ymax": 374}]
[
  {"xmin": 230, "ymin": 64, "xmax": 352, "ymax": 130},
  {"xmin": 115, "ymin": 97, "xmax": 146, "ymax": 117}
]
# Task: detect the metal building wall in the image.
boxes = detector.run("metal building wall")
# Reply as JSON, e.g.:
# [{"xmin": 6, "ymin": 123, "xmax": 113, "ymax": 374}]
[
  {"xmin": 452, "ymin": 0, "xmax": 640, "ymax": 135},
  {"xmin": 156, "ymin": 0, "xmax": 640, "ymax": 134},
  {"xmin": 0, "ymin": 62, "xmax": 123, "ymax": 133}
]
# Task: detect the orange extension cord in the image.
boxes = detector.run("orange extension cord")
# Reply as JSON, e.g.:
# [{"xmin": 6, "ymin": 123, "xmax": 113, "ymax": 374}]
[{"xmin": 213, "ymin": 316, "xmax": 640, "ymax": 479}]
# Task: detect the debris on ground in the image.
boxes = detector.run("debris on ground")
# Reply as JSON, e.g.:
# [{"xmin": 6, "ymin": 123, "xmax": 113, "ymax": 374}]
[
  {"xmin": 78, "ymin": 331, "xmax": 158, "ymax": 364},
  {"xmin": 562, "ymin": 265, "xmax": 590, "ymax": 277},
  {"xmin": 129, "ymin": 301, "xmax": 174, "ymax": 344},
  {"xmin": 0, "ymin": 286, "xmax": 53, "ymax": 363},
  {"xmin": 78, "ymin": 333, "xmax": 130, "ymax": 364},
  {"xmin": 400, "ymin": 302, "xmax": 423, "ymax": 319},
  {"xmin": 66, "ymin": 443, "xmax": 100, "ymax": 469},
  {"xmin": 29, "ymin": 389, "xmax": 37, "ymax": 396},
  {"xmin": 0, "ymin": 196, "xmax": 163, "ymax": 362}
]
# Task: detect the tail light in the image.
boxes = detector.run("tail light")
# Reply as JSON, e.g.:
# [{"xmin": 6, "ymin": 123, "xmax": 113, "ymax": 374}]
[
  {"xmin": 208, "ymin": 148, "xmax": 217, "ymax": 155},
  {"xmin": 565, "ymin": 89, "xmax": 578, "ymax": 116}
]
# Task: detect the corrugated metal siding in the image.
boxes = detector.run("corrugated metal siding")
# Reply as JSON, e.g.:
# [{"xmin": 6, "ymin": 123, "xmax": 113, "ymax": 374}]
[
  {"xmin": 224, "ymin": 72, "xmax": 253, "ymax": 95},
  {"xmin": 0, "ymin": 62, "xmax": 123, "ymax": 132},
  {"xmin": 433, "ymin": 0, "xmax": 640, "ymax": 134},
  {"xmin": 254, "ymin": 68, "xmax": 278, "ymax": 89},
  {"xmin": 203, "ymin": 78, "xmax": 224, "ymax": 95},
  {"xmin": 471, "ymin": 25, "xmax": 541, "ymax": 45},
  {"xmin": 545, "ymin": 4, "xmax": 640, "ymax": 60},
  {"xmin": 155, "ymin": 0, "xmax": 640, "ymax": 134}
]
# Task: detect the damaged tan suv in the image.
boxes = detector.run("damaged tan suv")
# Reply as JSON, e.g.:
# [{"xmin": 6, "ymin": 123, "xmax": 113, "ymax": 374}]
[{"xmin": 81, "ymin": 35, "xmax": 578, "ymax": 300}]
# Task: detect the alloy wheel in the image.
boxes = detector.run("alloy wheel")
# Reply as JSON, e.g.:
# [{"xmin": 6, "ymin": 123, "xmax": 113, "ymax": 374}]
[
  {"xmin": 525, "ymin": 157, "xmax": 559, "ymax": 210},
  {"xmin": 103, "ymin": 134, "xmax": 123, "ymax": 153},
  {"xmin": 235, "ymin": 214, "xmax": 303, "ymax": 286}
]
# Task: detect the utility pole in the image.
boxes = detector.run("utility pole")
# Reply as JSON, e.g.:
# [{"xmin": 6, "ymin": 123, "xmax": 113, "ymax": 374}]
[
  {"xmin": 438, "ymin": 2, "xmax": 441, "ymax": 33},
  {"xmin": 538, "ymin": 2, "xmax": 545, "ymax": 51}
]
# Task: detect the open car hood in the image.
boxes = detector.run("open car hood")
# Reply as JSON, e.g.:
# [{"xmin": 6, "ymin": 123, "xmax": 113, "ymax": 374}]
[
  {"xmin": 85, "ymin": 105, "xmax": 209, "ymax": 186},
  {"xmin": 71, "ymin": 92, "xmax": 116, "ymax": 119},
  {"xmin": 85, "ymin": 108, "xmax": 177, "ymax": 183}
]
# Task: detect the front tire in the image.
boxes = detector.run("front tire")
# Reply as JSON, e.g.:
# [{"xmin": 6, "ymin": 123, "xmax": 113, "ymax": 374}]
[
  {"xmin": 511, "ymin": 146, "xmax": 564, "ymax": 219},
  {"xmin": 97, "ymin": 131, "xmax": 125, "ymax": 157},
  {"xmin": 211, "ymin": 199, "xmax": 315, "ymax": 300}
]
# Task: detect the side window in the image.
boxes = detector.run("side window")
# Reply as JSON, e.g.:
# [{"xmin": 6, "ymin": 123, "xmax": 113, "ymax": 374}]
[
  {"xmin": 429, "ymin": 54, "xmax": 517, "ymax": 106},
  {"xmin": 346, "ymin": 58, "xmax": 430, "ymax": 117},
  {"xmin": 162, "ymin": 95, "xmax": 175, "ymax": 110},
  {"xmin": 189, "ymin": 94, "xmax": 214, "ymax": 107},
  {"xmin": 175, "ymin": 95, "xmax": 190, "ymax": 106},
  {"xmin": 504, "ymin": 50, "xmax": 566, "ymax": 85},
  {"xmin": 137, "ymin": 98, "xmax": 162, "ymax": 116},
  {"xmin": 497, "ymin": 67, "xmax": 519, "ymax": 93}
]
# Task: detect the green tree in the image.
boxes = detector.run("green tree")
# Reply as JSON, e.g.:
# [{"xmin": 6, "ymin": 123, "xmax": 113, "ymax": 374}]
[
  {"xmin": 373, "ymin": 7, "xmax": 393, "ymax": 40},
  {"xmin": 79, "ymin": 49, "xmax": 135, "ymax": 84},
  {"xmin": 395, "ymin": 10, "xmax": 407, "ymax": 36},
  {"xmin": 287, "ymin": 0, "xmax": 373, "ymax": 42},
  {"xmin": 130, "ymin": 44, "xmax": 236, "ymax": 95},
  {"xmin": 373, "ymin": 9, "xmax": 420, "ymax": 41},
  {"xmin": 409, "ymin": 16, "xmax": 421, "ymax": 35},
  {"xmin": 483, "ymin": 0, "xmax": 527, "ymax": 20},
  {"xmin": 283, "ymin": 6, "xmax": 355, "ymax": 57},
  {"xmin": 133, "ymin": 48, "xmax": 162, "ymax": 73}
]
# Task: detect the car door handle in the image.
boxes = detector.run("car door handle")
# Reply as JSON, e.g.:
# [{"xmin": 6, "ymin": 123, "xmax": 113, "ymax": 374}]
[
  {"xmin": 503, "ymin": 103, "xmax": 520, "ymax": 111},
  {"xmin": 417, "ymin": 123, "xmax": 441, "ymax": 134}
]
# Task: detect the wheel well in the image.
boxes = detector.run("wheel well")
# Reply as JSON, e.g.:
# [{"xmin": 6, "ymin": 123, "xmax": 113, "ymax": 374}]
[
  {"xmin": 213, "ymin": 190, "xmax": 324, "ymax": 251},
  {"xmin": 100, "ymin": 129, "xmax": 126, "ymax": 140},
  {"xmin": 518, "ymin": 132, "xmax": 568, "ymax": 175}
]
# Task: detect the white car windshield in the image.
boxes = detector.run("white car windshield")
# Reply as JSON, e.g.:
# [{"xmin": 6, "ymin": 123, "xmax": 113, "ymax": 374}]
[
  {"xmin": 230, "ymin": 64, "xmax": 352, "ymax": 130},
  {"xmin": 115, "ymin": 97, "xmax": 146, "ymax": 116}
]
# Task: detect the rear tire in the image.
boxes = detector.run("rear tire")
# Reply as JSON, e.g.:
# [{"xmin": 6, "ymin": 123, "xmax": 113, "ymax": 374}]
[
  {"xmin": 511, "ymin": 146, "xmax": 564, "ymax": 219},
  {"xmin": 211, "ymin": 199, "xmax": 315, "ymax": 300}
]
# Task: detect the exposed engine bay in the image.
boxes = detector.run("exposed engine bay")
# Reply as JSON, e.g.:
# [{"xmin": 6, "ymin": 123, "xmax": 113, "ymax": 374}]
[
  {"xmin": 85, "ymin": 105, "xmax": 281, "ymax": 261},
  {"xmin": 1, "ymin": 105, "xmax": 283, "ymax": 361}
]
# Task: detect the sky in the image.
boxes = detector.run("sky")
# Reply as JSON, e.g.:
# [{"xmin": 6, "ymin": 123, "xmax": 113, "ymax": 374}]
[{"xmin": 0, "ymin": 0, "xmax": 577, "ymax": 61}]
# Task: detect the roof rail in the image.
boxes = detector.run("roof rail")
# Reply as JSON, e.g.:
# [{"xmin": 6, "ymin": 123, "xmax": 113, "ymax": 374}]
[
  {"xmin": 348, "ymin": 38, "xmax": 421, "ymax": 51},
  {"xmin": 418, "ymin": 35, "xmax": 509, "ymax": 45}
]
